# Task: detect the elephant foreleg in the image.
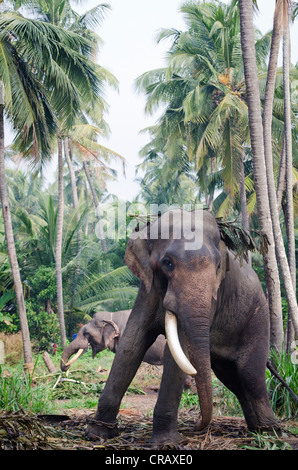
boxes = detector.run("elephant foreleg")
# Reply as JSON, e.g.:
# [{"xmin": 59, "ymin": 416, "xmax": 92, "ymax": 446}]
[
  {"xmin": 151, "ymin": 342, "xmax": 187, "ymax": 444},
  {"xmin": 86, "ymin": 285, "xmax": 160, "ymax": 440}
]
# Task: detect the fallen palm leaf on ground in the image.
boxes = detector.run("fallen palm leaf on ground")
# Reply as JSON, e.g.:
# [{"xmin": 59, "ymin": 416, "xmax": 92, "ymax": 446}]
[
  {"xmin": 1, "ymin": 409, "xmax": 296, "ymax": 451},
  {"xmin": 0, "ymin": 410, "xmax": 60, "ymax": 450}
]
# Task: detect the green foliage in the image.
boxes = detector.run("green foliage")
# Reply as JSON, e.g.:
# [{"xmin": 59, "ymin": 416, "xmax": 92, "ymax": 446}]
[
  {"xmin": 240, "ymin": 431, "xmax": 292, "ymax": 451},
  {"xmin": 0, "ymin": 291, "xmax": 16, "ymax": 332},
  {"xmin": 26, "ymin": 304, "xmax": 60, "ymax": 352},
  {"xmin": 180, "ymin": 389, "xmax": 200, "ymax": 409},
  {"xmin": 27, "ymin": 266, "xmax": 57, "ymax": 307},
  {"xmin": 266, "ymin": 348, "xmax": 298, "ymax": 418},
  {"xmin": 0, "ymin": 363, "xmax": 55, "ymax": 414}
]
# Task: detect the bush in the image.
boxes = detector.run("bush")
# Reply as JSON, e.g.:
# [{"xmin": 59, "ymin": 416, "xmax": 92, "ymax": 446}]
[{"xmin": 26, "ymin": 303, "xmax": 60, "ymax": 353}]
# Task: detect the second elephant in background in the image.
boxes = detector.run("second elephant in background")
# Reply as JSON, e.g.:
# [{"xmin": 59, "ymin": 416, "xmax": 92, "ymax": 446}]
[{"xmin": 60, "ymin": 310, "xmax": 166, "ymax": 371}]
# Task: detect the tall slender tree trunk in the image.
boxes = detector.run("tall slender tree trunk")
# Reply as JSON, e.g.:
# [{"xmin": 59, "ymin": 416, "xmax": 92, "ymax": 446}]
[
  {"xmin": 64, "ymin": 137, "xmax": 82, "ymax": 309},
  {"xmin": 64, "ymin": 136, "xmax": 79, "ymax": 209},
  {"xmin": 56, "ymin": 137, "xmax": 66, "ymax": 348},
  {"xmin": 239, "ymin": 0, "xmax": 284, "ymax": 350},
  {"xmin": 64, "ymin": 136, "xmax": 82, "ymax": 248},
  {"xmin": 0, "ymin": 90, "xmax": 33, "ymax": 371},
  {"xmin": 283, "ymin": 25, "xmax": 296, "ymax": 290},
  {"xmin": 262, "ymin": 1, "xmax": 298, "ymax": 344},
  {"xmin": 239, "ymin": 155, "xmax": 251, "ymax": 264},
  {"xmin": 83, "ymin": 160, "xmax": 107, "ymax": 253},
  {"xmin": 283, "ymin": 24, "xmax": 296, "ymax": 349},
  {"xmin": 239, "ymin": 156, "xmax": 250, "ymax": 233},
  {"xmin": 207, "ymin": 156, "xmax": 215, "ymax": 212},
  {"xmin": 276, "ymin": 132, "xmax": 286, "ymax": 212}
]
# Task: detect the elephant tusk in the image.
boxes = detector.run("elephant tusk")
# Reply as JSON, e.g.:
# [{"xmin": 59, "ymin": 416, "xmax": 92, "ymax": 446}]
[
  {"xmin": 64, "ymin": 348, "xmax": 84, "ymax": 367},
  {"xmin": 165, "ymin": 310, "xmax": 197, "ymax": 377}
]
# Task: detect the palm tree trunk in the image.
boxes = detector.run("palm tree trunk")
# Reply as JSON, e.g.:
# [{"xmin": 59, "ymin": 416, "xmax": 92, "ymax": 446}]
[
  {"xmin": 239, "ymin": 156, "xmax": 251, "ymax": 264},
  {"xmin": 64, "ymin": 137, "xmax": 79, "ymax": 209},
  {"xmin": 64, "ymin": 137, "xmax": 82, "ymax": 248},
  {"xmin": 0, "ymin": 93, "xmax": 33, "ymax": 371},
  {"xmin": 276, "ymin": 132, "xmax": 286, "ymax": 212},
  {"xmin": 64, "ymin": 137, "xmax": 82, "ymax": 308},
  {"xmin": 239, "ymin": 156, "xmax": 250, "ymax": 233},
  {"xmin": 262, "ymin": 1, "xmax": 298, "ymax": 344},
  {"xmin": 283, "ymin": 24, "xmax": 296, "ymax": 350},
  {"xmin": 207, "ymin": 156, "xmax": 215, "ymax": 212},
  {"xmin": 56, "ymin": 137, "xmax": 66, "ymax": 348},
  {"xmin": 283, "ymin": 25, "xmax": 296, "ymax": 290},
  {"xmin": 239, "ymin": 0, "xmax": 284, "ymax": 350},
  {"xmin": 83, "ymin": 160, "xmax": 107, "ymax": 253}
]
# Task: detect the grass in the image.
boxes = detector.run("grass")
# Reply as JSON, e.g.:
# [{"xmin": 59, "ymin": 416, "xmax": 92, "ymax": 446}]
[
  {"xmin": 240, "ymin": 431, "xmax": 293, "ymax": 450},
  {"xmin": 0, "ymin": 362, "xmax": 55, "ymax": 414},
  {"xmin": 0, "ymin": 348, "xmax": 115, "ymax": 414},
  {"xmin": 1, "ymin": 345, "xmax": 297, "ymax": 425},
  {"xmin": 266, "ymin": 348, "xmax": 298, "ymax": 418}
]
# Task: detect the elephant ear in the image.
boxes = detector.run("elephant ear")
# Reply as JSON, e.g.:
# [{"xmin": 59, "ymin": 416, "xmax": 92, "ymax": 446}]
[
  {"xmin": 124, "ymin": 226, "xmax": 153, "ymax": 294},
  {"xmin": 102, "ymin": 321, "xmax": 119, "ymax": 351},
  {"xmin": 213, "ymin": 240, "xmax": 230, "ymax": 300}
]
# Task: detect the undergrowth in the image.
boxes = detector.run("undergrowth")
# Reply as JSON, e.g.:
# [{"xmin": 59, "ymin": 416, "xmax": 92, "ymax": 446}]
[{"xmin": 1, "ymin": 346, "xmax": 297, "ymax": 424}]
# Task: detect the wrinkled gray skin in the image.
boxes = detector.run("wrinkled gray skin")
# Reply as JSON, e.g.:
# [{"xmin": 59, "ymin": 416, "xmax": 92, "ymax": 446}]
[
  {"xmin": 61, "ymin": 310, "xmax": 166, "ymax": 372},
  {"xmin": 86, "ymin": 210, "xmax": 279, "ymax": 444}
]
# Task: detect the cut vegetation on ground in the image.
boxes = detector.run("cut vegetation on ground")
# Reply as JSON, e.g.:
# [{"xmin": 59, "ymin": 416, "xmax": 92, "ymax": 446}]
[{"xmin": 1, "ymin": 348, "xmax": 297, "ymax": 450}]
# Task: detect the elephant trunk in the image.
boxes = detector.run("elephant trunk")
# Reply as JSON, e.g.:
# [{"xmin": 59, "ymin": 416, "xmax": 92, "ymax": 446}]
[
  {"xmin": 60, "ymin": 336, "xmax": 88, "ymax": 371},
  {"xmin": 165, "ymin": 310, "xmax": 213, "ymax": 431}
]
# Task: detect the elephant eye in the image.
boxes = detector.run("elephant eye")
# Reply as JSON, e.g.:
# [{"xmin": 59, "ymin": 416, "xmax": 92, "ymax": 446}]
[
  {"xmin": 216, "ymin": 262, "xmax": 221, "ymax": 274},
  {"xmin": 161, "ymin": 257, "xmax": 175, "ymax": 272}
]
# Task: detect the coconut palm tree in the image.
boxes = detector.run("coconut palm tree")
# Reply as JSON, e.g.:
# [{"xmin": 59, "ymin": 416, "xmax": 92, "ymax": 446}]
[
  {"xmin": 239, "ymin": 0, "xmax": 298, "ymax": 349},
  {"xmin": 21, "ymin": 0, "xmax": 118, "ymax": 347},
  {"xmin": 0, "ymin": 10, "xmax": 58, "ymax": 369},
  {"xmin": 136, "ymin": 1, "xmax": 270, "ymax": 226},
  {"xmin": 259, "ymin": 0, "xmax": 297, "ymax": 347},
  {"xmin": 0, "ymin": 7, "xmax": 97, "ymax": 367},
  {"xmin": 283, "ymin": 8, "xmax": 295, "ymax": 291},
  {"xmin": 0, "ymin": 1, "xmax": 117, "ymax": 351},
  {"xmin": 37, "ymin": 1, "xmax": 118, "ymax": 343}
]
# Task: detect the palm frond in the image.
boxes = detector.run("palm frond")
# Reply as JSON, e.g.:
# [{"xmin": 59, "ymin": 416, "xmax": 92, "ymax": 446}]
[{"xmin": 217, "ymin": 218, "xmax": 270, "ymax": 264}]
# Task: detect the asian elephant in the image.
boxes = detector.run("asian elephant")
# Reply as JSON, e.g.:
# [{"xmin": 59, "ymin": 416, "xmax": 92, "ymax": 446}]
[
  {"xmin": 86, "ymin": 209, "xmax": 279, "ymax": 444},
  {"xmin": 61, "ymin": 310, "xmax": 166, "ymax": 371}
]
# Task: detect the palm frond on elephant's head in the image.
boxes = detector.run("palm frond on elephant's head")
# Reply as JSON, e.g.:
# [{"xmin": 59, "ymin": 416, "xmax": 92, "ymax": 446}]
[{"xmin": 216, "ymin": 218, "xmax": 270, "ymax": 264}]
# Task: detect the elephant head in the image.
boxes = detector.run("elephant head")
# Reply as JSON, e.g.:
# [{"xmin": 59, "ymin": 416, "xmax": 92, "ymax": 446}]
[
  {"xmin": 61, "ymin": 315, "xmax": 120, "ymax": 372},
  {"xmin": 124, "ymin": 209, "xmax": 229, "ymax": 430}
]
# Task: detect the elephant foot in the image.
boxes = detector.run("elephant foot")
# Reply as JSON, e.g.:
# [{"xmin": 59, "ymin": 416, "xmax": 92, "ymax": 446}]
[
  {"xmin": 195, "ymin": 419, "xmax": 211, "ymax": 433},
  {"xmin": 250, "ymin": 423, "xmax": 283, "ymax": 438},
  {"xmin": 149, "ymin": 431, "xmax": 182, "ymax": 448},
  {"xmin": 85, "ymin": 417, "xmax": 120, "ymax": 441}
]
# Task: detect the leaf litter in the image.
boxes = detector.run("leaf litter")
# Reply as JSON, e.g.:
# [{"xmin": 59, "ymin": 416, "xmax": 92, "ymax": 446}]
[{"xmin": 1, "ymin": 407, "xmax": 297, "ymax": 451}]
